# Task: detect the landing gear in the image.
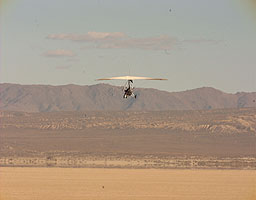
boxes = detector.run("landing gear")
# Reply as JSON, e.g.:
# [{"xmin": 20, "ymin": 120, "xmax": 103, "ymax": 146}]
[
  {"xmin": 123, "ymin": 93, "xmax": 137, "ymax": 99},
  {"xmin": 132, "ymin": 93, "xmax": 137, "ymax": 99}
]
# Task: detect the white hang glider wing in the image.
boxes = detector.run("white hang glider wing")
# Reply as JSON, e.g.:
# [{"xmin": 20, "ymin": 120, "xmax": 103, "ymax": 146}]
[{"xmin": 96, "ymin": 76, "xmax": 167, "ymax": 81}]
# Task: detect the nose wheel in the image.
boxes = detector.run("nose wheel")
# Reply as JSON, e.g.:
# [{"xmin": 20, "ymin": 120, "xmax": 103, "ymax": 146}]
[{"xmin": 123, "ymin": 93, "xmax": 137, "ymax": 99}]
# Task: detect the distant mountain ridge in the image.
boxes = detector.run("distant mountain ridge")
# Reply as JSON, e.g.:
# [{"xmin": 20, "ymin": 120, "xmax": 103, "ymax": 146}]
[{"xmin": 0, "ymin": 83, "xmax": 256, "ymax": 112}]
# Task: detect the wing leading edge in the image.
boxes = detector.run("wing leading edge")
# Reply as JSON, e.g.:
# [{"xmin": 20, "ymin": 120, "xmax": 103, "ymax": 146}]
[{"xmin": 96, "ymin": 76, "xmax": 167, "ymax": 81}]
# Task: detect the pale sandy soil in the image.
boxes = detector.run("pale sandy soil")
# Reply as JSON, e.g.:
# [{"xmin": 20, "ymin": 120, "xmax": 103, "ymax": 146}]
[{"xmin": 0, "ymin": 167, "xmax": 255, "ymax": 200}]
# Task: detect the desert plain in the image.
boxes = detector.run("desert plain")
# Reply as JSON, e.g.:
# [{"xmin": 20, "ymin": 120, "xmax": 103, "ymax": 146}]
[
  {"xmin": 0, "ymin": 168, "xmax": 255, "ymax": 200},
  {"xmin": 0, "ymin": 108, "xmax": 256, "ymax": 199}
]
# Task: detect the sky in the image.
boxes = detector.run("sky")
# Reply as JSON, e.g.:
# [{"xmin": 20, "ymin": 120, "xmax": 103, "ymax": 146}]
[{"xmin": 0, "ymin": 0, "xmax": 256, "ymax": 93}]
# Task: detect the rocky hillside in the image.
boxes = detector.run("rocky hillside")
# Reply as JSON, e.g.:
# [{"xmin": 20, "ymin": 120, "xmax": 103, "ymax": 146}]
[
  {"xmin": 1, "ymin": 108, "xmax": 256, "ymax": 134},
  {"xmin": 0, "ymin": 83, "xmax": 256, "ymax": 112}
]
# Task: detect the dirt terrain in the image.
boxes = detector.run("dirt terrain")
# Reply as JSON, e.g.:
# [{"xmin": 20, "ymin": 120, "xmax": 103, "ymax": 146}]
[
  {"xmin": 0, "ymin": 108, "xmax": 256, "ymax": 169},
  {"xmin": 0, "ymin": 168, "xmax": 255, "ymax": 200}
]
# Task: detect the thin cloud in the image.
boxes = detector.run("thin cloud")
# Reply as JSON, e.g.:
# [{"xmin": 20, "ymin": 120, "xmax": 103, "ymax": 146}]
[
  {"xmin": 47, "ymin": 32, "xmax": 179, "ymax": 51},
  {"xmin": 47, "ymin": 32, "xmax": 126, "ymax": 41},
  {"xmin": 96, "ymin": 35, "xmax": 180, "ymax": 50},
  {"xmin": 44, "ymin": 49, "xmax": 76, "ymax": 57},
  {"xmin": 46, "ymin": 32, "xmax": 220, "ymax": 51},
  {"xmin": 56, "ymin": 65, "xmax": 71, "ymax": 70},
  {"xmin": 182, "ymin": 39, "xmax": 221, "ymax": 44}
]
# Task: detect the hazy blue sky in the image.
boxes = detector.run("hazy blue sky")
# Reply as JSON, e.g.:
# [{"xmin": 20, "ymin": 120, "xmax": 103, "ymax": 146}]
[{"xmin": 1, "ymin": 0, "xmax": 256, "ymax": 92}]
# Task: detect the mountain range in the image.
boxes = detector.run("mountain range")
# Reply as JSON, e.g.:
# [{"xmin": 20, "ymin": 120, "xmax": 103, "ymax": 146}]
[{"xmin": 0, "ymin": 83, "xmax": 256, "ymax": 112}]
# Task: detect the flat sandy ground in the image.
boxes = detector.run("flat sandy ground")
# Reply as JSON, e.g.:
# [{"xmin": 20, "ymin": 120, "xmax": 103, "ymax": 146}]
[{"xmin": 0, "ymin": 168, "xmax": 255, "ymax": 200}]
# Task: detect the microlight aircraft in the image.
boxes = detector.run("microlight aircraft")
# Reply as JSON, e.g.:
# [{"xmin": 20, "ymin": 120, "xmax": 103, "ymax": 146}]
[{"xmin": 96, "ymin": 76, "xmax": 167, "ymax": 98}]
